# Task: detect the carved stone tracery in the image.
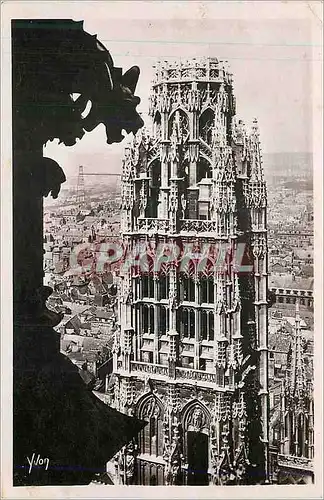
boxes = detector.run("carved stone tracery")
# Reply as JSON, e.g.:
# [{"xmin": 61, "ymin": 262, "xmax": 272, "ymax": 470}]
[{"xmin": 115, "ymin": 55, "xmax": 269, "ymax": 486}]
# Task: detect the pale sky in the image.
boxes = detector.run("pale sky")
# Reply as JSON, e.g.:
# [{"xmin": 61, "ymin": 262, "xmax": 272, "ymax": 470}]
[{"xmin": 42, "ymin": 4, "xmax": 317, "ymax": 185}]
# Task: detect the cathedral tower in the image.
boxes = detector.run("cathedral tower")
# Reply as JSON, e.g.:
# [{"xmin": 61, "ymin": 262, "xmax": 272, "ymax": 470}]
[{"xmin": 113, "ymin": 57, "xmax": 269, "ymax": 486}]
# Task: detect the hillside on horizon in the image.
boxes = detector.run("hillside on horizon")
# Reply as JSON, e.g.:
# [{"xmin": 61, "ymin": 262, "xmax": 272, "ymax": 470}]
[
  {"xmin": 51, "ymin": 151, "xmax": 313, "ymax": 194},
  {"xmin": 76, "ymin": 151, "xmax": 313, "ymax": 186},
  {"xmin": 45, "ymin": 150, "xmax": 313, "ymax": 208}
]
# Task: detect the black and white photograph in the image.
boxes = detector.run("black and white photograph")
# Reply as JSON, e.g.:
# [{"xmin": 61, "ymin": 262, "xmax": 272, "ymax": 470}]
[{"xmin": 1, "ymin": 1, "xmax": 323, "ymax": 497}]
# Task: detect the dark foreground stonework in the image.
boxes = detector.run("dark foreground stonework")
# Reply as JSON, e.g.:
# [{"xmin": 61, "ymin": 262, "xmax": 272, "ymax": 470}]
[
  {"xmin": 13, "ymin": 324, "xmax": 145, "ymax": 485},
  {"xmin": 12, "ymin": 19, "xmax": 144, "ymax": 486}
]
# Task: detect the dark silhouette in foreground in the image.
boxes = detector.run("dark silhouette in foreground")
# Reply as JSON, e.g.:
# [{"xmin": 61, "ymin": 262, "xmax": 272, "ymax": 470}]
[{"xmin": 12, "ymin": 19, "xmax": 145, "ymax": 486}]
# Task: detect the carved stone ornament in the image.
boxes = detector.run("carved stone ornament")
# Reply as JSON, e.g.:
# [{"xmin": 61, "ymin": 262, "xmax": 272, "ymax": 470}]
[
  {"xmin": 187, "ymin": 407, "xmax": 207, "ymax": 432},
  {"xmin": 233, "ymin": 444, "xmax": 249, "ymax": 484},
  {"xmin": 118, "ymin": 439, "xmax": 138, "ymax": 482},
  {"xmin": 217, "ymin": 450, "xmax": 235, "ymax": 486},
  {"xmin": 142, "ymin": 396, "xmax": 161, "ymax": 419},
  {"xmin": 165, "ymin": 443, "xmax": 182, "ymax": 486}
]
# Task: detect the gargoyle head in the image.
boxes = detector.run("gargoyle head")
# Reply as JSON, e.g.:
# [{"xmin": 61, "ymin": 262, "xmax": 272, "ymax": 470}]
[
  {"xmin": 12, "ymin": 20, "xmax": 144, "ymax": 148},
  {"xmin": 81, "ymin": 63, "xmax": 144, "ymax": 144},
  {"xmin": 36, "ymin": 157, "xmax": 66, "ymax": 199}
]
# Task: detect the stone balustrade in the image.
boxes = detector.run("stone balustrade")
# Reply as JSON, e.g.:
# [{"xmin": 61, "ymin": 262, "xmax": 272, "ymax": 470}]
[
  {"xmin": 137, "ymin": 218, "xmax": 170, "ymax": 233},
  {"xmin": 179, "ymin": 219, "xmax": 218, "ymax": 233},
  {"xmin": 115, "ymin": 360, "xmax": 235, "ymax": 390},
  {"xmin": 175, "ymin": 366, "xmax": 216, "ymax": 383},
  {"xmin": 277, "ymin": 454, "xmax": 313, "ymax": 471},
  {"xmin": 130, "ymin": 361, "xmax": 168, "ymax": 377}
]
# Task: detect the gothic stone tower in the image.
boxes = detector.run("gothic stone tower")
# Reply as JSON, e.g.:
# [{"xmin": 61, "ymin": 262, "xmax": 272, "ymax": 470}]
[
  {"xmin": 113, "ymin": 57, "xmax": 269, "ymax": 486},
  {"xmin": 271, "ymin": 301, "xmax": 314, "ymax": 484}
]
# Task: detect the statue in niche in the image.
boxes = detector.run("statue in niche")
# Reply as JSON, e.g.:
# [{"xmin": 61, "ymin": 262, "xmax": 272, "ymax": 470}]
[
  {"xmin": 143, "ymin": 397, "xmax": 160, "ymax": 419},
  {"xmin": 188, "ymin": 407, "xmax": 206, "ymax": 432},
  {"xmin": 180, "ymin": 193, "xmax": 186, "ymax": 218},
  {"xmin": 123, "ymin": 440, "xmax": 138, "ymax": 484},
  {"xmin": 217, "ymin": 83, "xmax": 228, "ymax": 112}
]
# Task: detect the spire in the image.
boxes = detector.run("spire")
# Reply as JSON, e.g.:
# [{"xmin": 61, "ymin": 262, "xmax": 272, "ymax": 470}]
[
  {"xmin": 295, "ymin": 298, "xmax": 300, "ymax": 322},
  {"xmin": 290, "ymin": 299, "xmax": 305, "ymax": 399},
  {"xmin": 251, "ymin": 117, "xmax": 259, "ymax": 137},
  {"xmin": 248, "ymin": 118, "xmax": 264, "ymax": 183},
  {"xmin": 121, "ymin": 145, "xmax": 135, "ymax": 183},
  {"xmin": 213, "ymin": 147, "xmax": 235, "ymax": 185},
  {"xmin": 232, "ymin": 118, "xmax": 246, "ymax": 146},
  {"xmin": 212, "ymin": 107, "xmax": 227, "ymax": 148}
]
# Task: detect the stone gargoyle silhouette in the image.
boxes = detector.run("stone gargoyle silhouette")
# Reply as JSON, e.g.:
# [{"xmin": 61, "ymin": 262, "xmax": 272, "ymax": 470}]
[
  {"xmin": 12, "ymin": 19, "xmax": 145, "ymax": 486},
  {"xmin": 13, "ymin": 18, "xmax": 144, "ymax": 199}
]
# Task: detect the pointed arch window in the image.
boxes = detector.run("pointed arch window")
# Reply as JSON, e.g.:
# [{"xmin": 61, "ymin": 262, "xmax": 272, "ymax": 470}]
[
  {"xmin": 201, "ymin": 311, "xmax": 214, "ymax": 341},
  {"xmin": 200, "ymin": 277, "xmax": 214, "ymax": 304},
  {"xmin": 150, "ymin": 159, "xmax": 161, "ymax": 187},
  {"xmin": 199, "ymin": 109, "xmax": 215, "ymax": 144},
  {"xmin": 142, "ymin": 275, "xmax": 154, "ymax": 298},
  {"xmin": 297, "ymin": 413, "xmax": 304, "ymax": 457},
  {"xmin": 142, "ymin": 304, "xmax": 149, "ymax": 332},
  {"xmin": 197, "ymin": 158, "xmax": 212, "ymax": 182},
  {"xmin": 153, "ymin": 111, "xmax": 162, "ymax": 139},
  {"xmin": 159, "ymin": 274, "xmax": 169, "ymax": 300},
  {"xmin": 134, "ymin": 276, "xmax": 140, "ymax": 300},
  {"xmin": 150, "ymin": 306, "xmax": 154, "ymax": 332},
  {"xmin": 159, "ymin": 305, "xmax": 169, "ymax": 335},
  {"xmin": 137, "ymin": 396, "xmax": 164, "ymax": 457},
  {"xmin": 180, "ymin": 307, "xmax": 195, "ymax": 338},
  {"xmin": 148, "ymin": 159, "xmax": 161, "ymax": 218},
  {"xmin": 168, "ymin": 109, "xmax": 189, "ymax": 140},
  {"xmin": 182, "ymin": 276, "xmax": 195, "ymax": 302},
  {"xmin": 142, "ymin": 304, "xmax": 154, "ymax": 333},
  {"xmin": 180, "ymin": 159, "xmax": 190, "ymax": 187},
  {"xmin": 182, "ymin": 402, "xmax": 211, "ymax": 486}
]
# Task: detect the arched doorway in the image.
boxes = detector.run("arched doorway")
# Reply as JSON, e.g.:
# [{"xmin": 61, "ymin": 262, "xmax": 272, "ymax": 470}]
[
  {"xmin": 182, "ymin": 401, "xmax": 211, "ymax": 485},
  {"xmin": 187, "ymin": 431, "xmax": 209, "ymax": 485},
  {"xmin": 135, "ymin": 394, "xmax": 165, "ymax": 485}
]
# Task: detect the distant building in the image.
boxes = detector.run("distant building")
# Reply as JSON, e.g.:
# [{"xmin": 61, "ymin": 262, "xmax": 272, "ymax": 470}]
[{"xmin": 269, "ymin": 275, "xmax": 313, "ymax": 308}]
